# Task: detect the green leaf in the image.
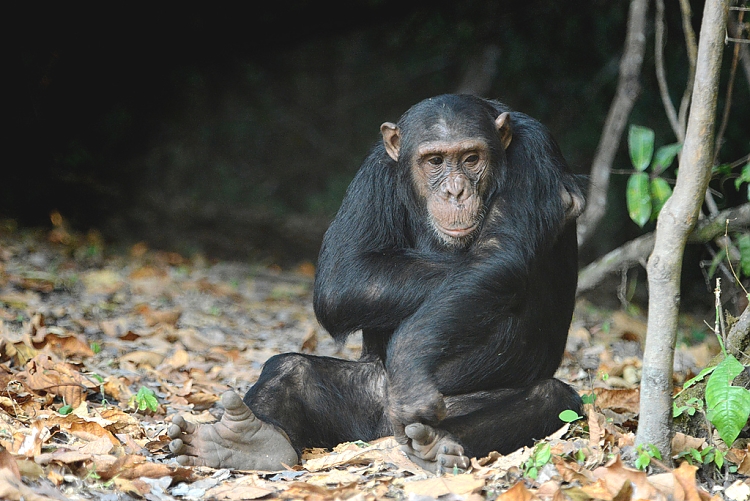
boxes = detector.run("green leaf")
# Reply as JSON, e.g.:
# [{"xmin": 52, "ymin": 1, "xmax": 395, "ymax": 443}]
[
  {"xmin": 715, "ymin": 163, "xmax": 734, "ymax": 176},
  {"xmin": 652, "ymin": 143, "xmax": 682, "ymax": 175},
  {"xmin": 676, "ymin": 369, "xmax": 712, "ymax": 396},
  {"xmin": 686, "ymin": 397, "xmax": 703, "ymax": 409},
  {"xmin": 734, "ymin": 162, "xmax": 750, "ymax": 188},
  {"xmin": 737, "ymin": 234, "xmax": 750, "ymax": 277},
  {"xmin": 705, "ymin": 355, "xmax": 750, "ymax": 446},
  {"xmin": 559, "ymin": 409, "xmax": 583, "ymax": 423},
  {"xmin": 650, "ymin": 177, "xmax": 672, "ymax": 219},
  {"xmin": 628, "ymin": 125, "xmax": 655, "ymax": 172},
  {"xmin": 627, "ymin": 173, "xmax": 652, "ymax": 227},
  {"xmin": 136, "ymin": 386, "xmax": 159, "ymax": 412},
  {"xmin": 59, "ymin": 404, "xmax": 73, "ymax": 415},
  {"xmin": 673, "ymin": 403, "xmax": 686, "ymax": 418},
  {"xmin": 635, "ymin": 451, "xmax": 651, "ymax": 470},
  {"xmin": 535, "ymin": 443, "xmax": 551, "ymax": 465},
  {"xmin": 581, "ymin": 393, "xmax": 596, "ymax": 405},
  {"xmin": 714, "ymin": 449, "xmax": 725, "ymax": 469}
]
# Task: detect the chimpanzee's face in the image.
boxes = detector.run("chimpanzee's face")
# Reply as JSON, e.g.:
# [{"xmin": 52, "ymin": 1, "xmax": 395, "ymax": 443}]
[
  {"xmin": 410, "ymin": 130, "xmax": 491, "ymax": 245},
  {"xmin": 380, "ymin": 112, "xmax": 511, "ymax": 247}
]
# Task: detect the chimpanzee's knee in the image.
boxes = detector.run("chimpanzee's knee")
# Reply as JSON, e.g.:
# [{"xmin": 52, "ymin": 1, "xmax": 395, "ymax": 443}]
[
  {"xmin": 243, "ymin": 353, "xmax": 314, "ymax": 409},
  {"xmin": 530, "ymin": 378, "xmax": 583, "ymax": 416},
  {"xmin": 242, "ymin": 354, "xmax": 389, "ymax": 450}
]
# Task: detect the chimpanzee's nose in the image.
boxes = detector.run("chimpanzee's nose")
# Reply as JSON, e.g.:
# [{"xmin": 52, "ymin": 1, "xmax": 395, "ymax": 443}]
[{"xmin": 443, "ymin": 175, "xmax": 470, "ymax": 202}]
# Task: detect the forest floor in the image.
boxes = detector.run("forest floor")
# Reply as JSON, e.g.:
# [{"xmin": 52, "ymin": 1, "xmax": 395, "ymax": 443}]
[{"xmin": 0, "ymin": 220, "xmax": 748, "ymax": 501}]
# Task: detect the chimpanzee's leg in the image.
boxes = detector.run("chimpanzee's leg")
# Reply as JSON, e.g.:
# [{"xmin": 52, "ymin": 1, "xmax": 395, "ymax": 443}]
[
  {"xmin": 243, "ymin": 353, "xmax": 392, "ymax": 451},
  {"xmin": 441, "ymin": 378, "xmax": 582, "ymax": 457},
  {"xmin": 402, "ymin": 377, "xmax": 582, "ymax": 467}
]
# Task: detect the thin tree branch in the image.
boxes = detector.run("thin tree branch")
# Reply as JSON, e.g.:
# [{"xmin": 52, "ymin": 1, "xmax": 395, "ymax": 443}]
[
  {"xmin": 727, "ymin": 303, "xmax": 750, "ymax": 358},
  {"xmin": 714, "ymin": 8, "xmax": 745, "ymax": 166},
  {"xmin": 577, "ymin": 203, "xmax": 750, "ymax": 295},
  {"xmin": 655, "ymin": 0, "xmax": 684, "ymax": 141},
  {"xmin": 577, "ymin": 0, "xmax": 649, "ymax": 247},
  {"xmin": 727, "ymin": 14, "xmax": 750, "ymax": 84},
  {"xmin": 678, "ymin": 0, "xmax": 698, "ymax": 132}
]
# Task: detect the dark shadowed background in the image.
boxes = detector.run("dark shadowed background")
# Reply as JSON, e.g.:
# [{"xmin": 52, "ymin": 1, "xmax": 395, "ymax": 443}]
[{"xmin": 8, "ymin": 2, "xmax": 749, "ymax": 268}]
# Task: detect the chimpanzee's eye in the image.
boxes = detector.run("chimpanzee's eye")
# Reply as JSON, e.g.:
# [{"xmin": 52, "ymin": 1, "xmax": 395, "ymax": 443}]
[
  {"xmin": 428, "ymin": 156, "xmax": 443, "ymax": 166},
  {"xmin": 464, "ymin": 154, "xmax": 479, "ymax": 164}
]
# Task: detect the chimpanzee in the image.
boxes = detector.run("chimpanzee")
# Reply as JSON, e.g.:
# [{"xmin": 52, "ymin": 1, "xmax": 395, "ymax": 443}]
[{"xmin": 168, "ymin": 94, "xmax": 584, "ymax": 473}]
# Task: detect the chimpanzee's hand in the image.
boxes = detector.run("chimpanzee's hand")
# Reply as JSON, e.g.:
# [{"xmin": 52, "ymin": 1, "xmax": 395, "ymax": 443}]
[
  {"xmin": 388, "ymin": 381, "xmax": 447, "ymax": 437},
  {"xmin": 400, "ymin": 423, "xmax": 470, "ymax": 474},
  {"xmin": 388, "ymin": 377, "xmax": 447, "ymax": 454}
]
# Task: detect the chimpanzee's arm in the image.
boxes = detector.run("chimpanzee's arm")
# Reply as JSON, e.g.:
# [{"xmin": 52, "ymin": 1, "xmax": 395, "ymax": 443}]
[{"xmin": 313, "ymin": 145, "xmax": 457, "ymax": 340}]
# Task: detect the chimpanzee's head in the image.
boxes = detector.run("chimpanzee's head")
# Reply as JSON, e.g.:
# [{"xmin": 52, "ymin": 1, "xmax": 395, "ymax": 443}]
[{"xmin": 379, "ymin": 95, "xmax": 511, "ymax": 247}]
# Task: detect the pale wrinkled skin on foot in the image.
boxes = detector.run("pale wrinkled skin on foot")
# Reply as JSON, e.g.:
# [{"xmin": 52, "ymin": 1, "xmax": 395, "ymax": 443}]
[
  {"xmin": 400, "ymin": 423, "xmax": 470, "ymax": 474},
  {"xmin": 167, "ymin": 391, "xmax": 298, "ymax": 471}
]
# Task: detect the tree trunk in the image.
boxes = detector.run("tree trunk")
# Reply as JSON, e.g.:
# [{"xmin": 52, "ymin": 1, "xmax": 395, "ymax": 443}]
[{"xmin": 635, "ymin": 0, "xmax": 730, "ymax": 459}]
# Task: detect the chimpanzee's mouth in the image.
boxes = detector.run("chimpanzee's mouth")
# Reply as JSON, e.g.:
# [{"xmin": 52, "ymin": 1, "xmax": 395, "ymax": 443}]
[{"xmin": 438, "ymin": 224, "xmax": 477, "ymax": 238}]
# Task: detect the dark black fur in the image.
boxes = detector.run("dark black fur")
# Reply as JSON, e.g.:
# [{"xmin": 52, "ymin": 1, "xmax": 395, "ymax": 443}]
[{"xmin": 244, "ymin": 94, "xmax": 582, "ymax": 458}]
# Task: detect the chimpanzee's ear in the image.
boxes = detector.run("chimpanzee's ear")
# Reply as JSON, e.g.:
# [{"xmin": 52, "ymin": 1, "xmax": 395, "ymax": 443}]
[
  {"xmin": 380, "ymin": 122, "xmax": 401, "ymax": 161},
  {"xmin": 495, "ymin": 112, "xmax": 512, "ymax": 150},
  {"xmin": 561, "ymin": 187, "xmax": 585, "ymax": 223}
]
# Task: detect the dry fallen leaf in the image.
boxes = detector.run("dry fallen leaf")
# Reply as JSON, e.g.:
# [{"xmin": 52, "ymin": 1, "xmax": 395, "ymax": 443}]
[
  {"xmin": 306, "ymin": 468, "xmax": 361, "ymax": 486},
  {"xmin": 112, "ymin": 477, "xmax": 153, "ymax": 497},
  {"xmin": 42, "ymin": 413, "xmax": 120, "ymax": 447},
  {"xmin": 95, "ymin": 454, "xmax": 196, "ymax": 481},
  {"xmin": 592, "ymin": 456, "xmax": 667, "ymax": 501},
  {"xmin": 162, "ymin": 347, "xmax": 190, "ymax": 369},
  {"xmin": 13, "ymin": 420, "xmax": 50, "ymax": 458},
  {"xmin": 724, "ymin": 480, "xmax": 750, "ymax": 501},
  {"xmin": 0, "ymin": 446, "xmax": 20, "ymax": 480},
  {"xmin": 588, "ymin": 407, "xmax": 606, "ymax": 447},
  {"xmin": 82, "ymin": 269, "xmax": 124, "ymax": 295},
  {"xmin": 726, "ymin": 448, "xmax": 750, "ymax": 476},
  {"xmin": 23, "ymin": 354, "xmax": 99, "ymax": 408},
  {"xmin": 120, "ymin": 350, "xmax": 165, "ymax": 368},
  {"xmin": 304, "ymin": 437, "xmax": 413, "ymax": 472},
  {"xmin": 580, "ymin": 478, "xmax": 617, "ymax": 500},
  {"xmin": 404, "ymin": 473, "xmax": 485, "ymax": 497},
  {"xmin": 553, "ymin": 456, "xmax": 595, "ymax": 484},
  {"xmin": 98, "ymin": 407, "xmax": 143, "ymax": 436},
  {"xmin": 205, "ymin": 477, "xmax": 275, "ymax": 501},
  {"xmin": 671, "ymin": 461, "xmax": 708, "ymax": 501},
  {"xmin": 100, "ymin": 318, "xmax": 139, "ymax": 340},
  {"xmin": 0, "ymin": 467, "xmax": 58, "ymax": 501},
  {"xmin": 42, "ymin": 333, "xmax": 95, "ymax": 358},
  {"xmin": 672, "ymin": 432, "xmax": 708, "ymax": 457},
  {"xmin": 136, "ymin": 304, "xmax": 182, "ymax": 327},
  {"xmin": 592, "ymin": 388, "xmax": 640, "ymax": 414},
  {"xmin": 495, "ymin": 481, "xmax": 536, "ymax": 501}
]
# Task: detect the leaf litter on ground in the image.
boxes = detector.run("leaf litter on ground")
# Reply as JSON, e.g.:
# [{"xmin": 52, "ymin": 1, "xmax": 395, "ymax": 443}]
[{"xmin": 0, "ymin": 220, "xmax": 745, "ymax": 500}]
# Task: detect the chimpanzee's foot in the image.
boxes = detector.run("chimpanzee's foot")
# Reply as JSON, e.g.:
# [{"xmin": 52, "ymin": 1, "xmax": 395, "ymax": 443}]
[
  {"xmin": 402, "ymin": 423, "xmax": 470, "ymax": 474},
  {"xmin": 167, "ymin": 391, "xmax": 298, "ymax": 470}
]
